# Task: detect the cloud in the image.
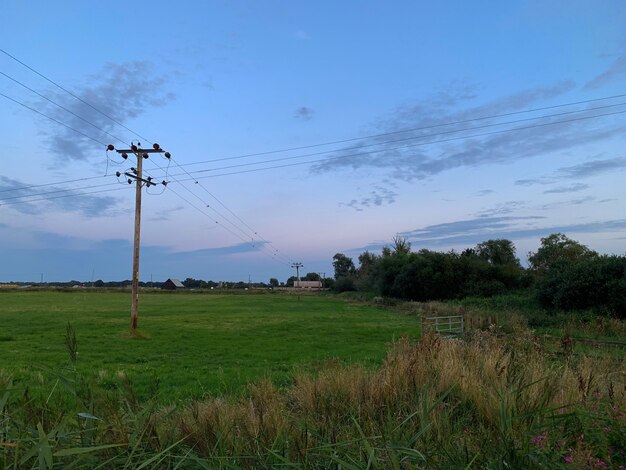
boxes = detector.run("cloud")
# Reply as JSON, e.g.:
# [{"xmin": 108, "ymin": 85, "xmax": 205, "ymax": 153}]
[
  {"xmin": 174, "ymin": 241, "xmax": 268, "ymax": 257},
  {"xmin": 148, "ymin": 205, "xmax": 186, "ymax": 222},
  {"xmin": 515, "ymin": 178, "xmax": 552, "ymax": 186},
  {"xmin": 354, "ymin": 215, "xmax": 626, "ymax": 252},
  {"xmin": 539, "ymin": 196, "xmax": 595, "ymax": 210},
  {"xmin": 556, "ymin": 157, "xmax": 626, "ymax": 179},
  {"xmin": 294, "ymin": 106, "xmax": 314, "ymax": 121},
  {"xmin": 38, "ymin": 61, "xmax": 175, "ymax": 160},
  {"xmin": 512, "ymin": 157, "xmax": 626, "ymax": 188},
  {"xmin": 543, "ymin": 183, "xmax": 589, "ymax": 194},
  {"xmin": 0, "ymin": 175, "xmax": 122, "ymax": 217},
  {"xmin": 339, "ymin": 185, "xmax": 397, "ymax": 211},
  {"xmin": 584, "ymin": 53, "xmax": 626, "ymax": 90},
  {"xmin": 310, "ymin": 82, "xmax": 626, "ymax": 183},
  {"xmin": 311, "ymin": 82, "xmax": 626, "ymax": 183},
  {"xmin": 0, "ymin": 227, "xmax": 273, "ymax": 281},
  {"xmin": 475, "ymin": 200, "xmax": 528, "ymax": 217},
  {"xmin": 473, "ymin": 189, "xmax": 494, "ymax": 197}
]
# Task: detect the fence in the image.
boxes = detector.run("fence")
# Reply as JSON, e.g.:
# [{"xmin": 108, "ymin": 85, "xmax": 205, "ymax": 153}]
[{"xmin": 421, "ymin": 315, "xmax": 464, "ymax": 335}]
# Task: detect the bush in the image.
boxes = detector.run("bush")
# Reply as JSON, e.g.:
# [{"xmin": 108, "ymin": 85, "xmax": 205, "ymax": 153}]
[
  {"xmin": 334, "ymin": 276, "xmax": 356, "ymax": 292},
  {"xmin": 536, "ymin": 255, "xmax": 626, "ymax": 317}
]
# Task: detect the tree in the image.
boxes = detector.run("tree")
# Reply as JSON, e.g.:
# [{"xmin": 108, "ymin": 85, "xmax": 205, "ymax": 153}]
[
  {"xmin": 302, "ymin": 272, "xmax": 321, "ymax": 281},
  {"xmin": 269, "ymin": 278, "xmax": 279, "ymax": 288},
  {"xmin": 332, "ymin": 253, "xmax": 356, "ymax": 279},
  {"xmin": 392, "ymin": 235, "xmax": 411, "ymax": 256},
  {"xmin": 357, "ymin": 250, "xmax": 378, "ymax": 277},
  {"xmin": 528, "ymin": 233, "xmax": 597, "ymax": 274},
  {"xmin": 475, "ymin": 239, "xmax": 520, "ymax": 267}
]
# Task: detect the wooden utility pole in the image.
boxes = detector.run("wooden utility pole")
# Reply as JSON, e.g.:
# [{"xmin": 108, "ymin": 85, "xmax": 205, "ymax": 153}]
[
  {"xmin": 130, "ymin": 149, "xmax": 143, "ymax": 329},
  {"xmin": 108, "ymin": 143, "xmax": 169, "ymax": 331}
]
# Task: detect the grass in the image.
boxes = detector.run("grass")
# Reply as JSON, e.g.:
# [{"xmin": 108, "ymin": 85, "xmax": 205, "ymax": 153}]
[
  {"xmin": 1, "ymin": 289, "xmax": 625, "ymax": 468},
  {"xmin": 1, "ymin": 328, "xmax": 624, "ymax": 468},
  {"xmin": 0, "ymin": 289, "xmax": 421, "ymax": 401}
]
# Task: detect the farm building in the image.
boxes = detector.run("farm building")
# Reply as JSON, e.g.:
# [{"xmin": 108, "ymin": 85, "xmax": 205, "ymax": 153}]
[
  {"xmin": 294, "ymin": 280, "xmax": 322, "ymax": 288},
  {"xmin": 161, "ymin": 278, "xmax": 185, "ymax": 290}
]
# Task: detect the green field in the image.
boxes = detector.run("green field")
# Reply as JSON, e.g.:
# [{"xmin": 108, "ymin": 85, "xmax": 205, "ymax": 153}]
[{"xmin": 0, "ymin": 289, "xmax": 420, "ymax": 401}]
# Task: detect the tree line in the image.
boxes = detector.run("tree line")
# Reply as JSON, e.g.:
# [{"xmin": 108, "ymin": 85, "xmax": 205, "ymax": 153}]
[{"xmin": 331, "ymin": 233, "xmax": 626, "ymax": 318}]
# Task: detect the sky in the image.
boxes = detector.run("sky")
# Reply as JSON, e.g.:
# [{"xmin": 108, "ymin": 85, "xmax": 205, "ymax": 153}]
[{"xmin": 1, "ymin": 1, "xmax": 625, "ymax": 283}]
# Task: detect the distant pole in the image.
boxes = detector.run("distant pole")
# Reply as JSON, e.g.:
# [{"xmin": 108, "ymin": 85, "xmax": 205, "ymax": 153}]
[
  {"xmin": 291, "ymin": 262, "xmax": 303, "ymax": 288},
  {"xmin": 108, "ymin": 143, "xmax": 169, "ymax": 331},
  {"xmin": 40, "ymin": 272, "xmax": 43, "ymax": 284}
]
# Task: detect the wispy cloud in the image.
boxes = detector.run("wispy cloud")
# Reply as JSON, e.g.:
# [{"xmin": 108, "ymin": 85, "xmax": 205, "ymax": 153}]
[
  {"xmin": 556, "ymin": 157, "xmax": 626, "ymax": 179},
  {"xmin": 354, "ymin": 215, "xmax": 626, "ymax": 252},
  {"xmin": 584, "ymin": 52, "xmax": 626, "ymax": 90},
  {"xmin": 475, "ymin": 200, "xmax": 528, "ymax": 217},
  {"xmin": 0, "ymin": 175, "xmax": 122, "ymax": 217},
  {"xmin": 38, "ymin": 61, "xmax": 175, "ymax": 161},
  {"xmin": 473, "ymin": 189, "xmax": 494, "ymax": 197},
  {"xmin": 513, "ymin": 156, "xmax": 626, "ymax": 188},
  {"xmin": 339, "ymin": 185, "xmax": 397, "ymax": 211},
  {"xmin": 294, "ymin": 106, "xmax": 314, "ymax": 121},
  {"xmin": 148, "ymin": 205, "xmax": 186, "ymax": 222},
  {"xmin": 310, "ymin": 82, "xmax": 626, "ymax": 185},
  {"xmin": 539, "ymin": 196, "xmax": 596, "ymax": 210},
  {"xmin": 515, "ymin": 178, "xmax": 553, "ymax": 186},
  {"xmin": 543, "ymin": 183, "xmax": 589, "ymax": 194},
  {"xmin": 174, "ymin": 241, "xmax": 268, "ymax": 256}
]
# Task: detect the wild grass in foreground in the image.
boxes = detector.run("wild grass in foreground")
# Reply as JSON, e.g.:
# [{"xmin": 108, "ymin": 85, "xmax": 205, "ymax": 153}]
[{"xmin": 1, "ymin": 325, "xmax": 624, "ymax": 468}]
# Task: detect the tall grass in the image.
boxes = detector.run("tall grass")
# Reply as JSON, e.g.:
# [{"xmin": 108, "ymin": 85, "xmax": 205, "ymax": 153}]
[{"xmin": 2, "ymin": 323, "xmax": 624, "ymax": 468}]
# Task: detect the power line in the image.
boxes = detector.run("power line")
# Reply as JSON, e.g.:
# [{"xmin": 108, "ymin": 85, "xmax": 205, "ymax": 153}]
[
  {"xmin": 164, "ymin": 93, "xmax": 626, "ymax": 169},
  {"xmin": 0, "ymin": 70, "xmax": 127, "ymax": 145},
  {"xmin": 144, "ymin": 159, "xmax": 294, "ymax": 265},
  {"xmin": 160, "ymin": 184, "xmax": 292, "ymax": 267},
  {"xmin": 0, "ymin": 180, "xmax": 122, "ymax": 202},
  {"xmin": 0, "ymin": 49, "xmax": 295, "ymax": 265},
  {"xmin": 166, "ymin": 156, "xmax": 294, "ymax": 264},
  {"xmin": 0, "ymin": 175, "xmax": 110, "ymax": 194},
  {"xmin": 0, "ymin": 91, "xmax": 109, "ymax": 146},
  {"xmin": 4, "ymin": 106, "xmax": 625, "ymax": 204},
  {"xmin": 0, "ymin": 79, "xmax": 293, "ymax": 264},
  {"xmin": 5, "ymin": 94, "xmax": 625, "ymax": 203},
  {"xmin": 144, "ymin": 107, "xmax": 626, "ymax": 181},
  {"xmin": 0, "ymin": 47, "xmax": 152, "ymax": 144},
  {"xmin": 0, "ymin": 186, "xmax": 131, "ymax": 207}
]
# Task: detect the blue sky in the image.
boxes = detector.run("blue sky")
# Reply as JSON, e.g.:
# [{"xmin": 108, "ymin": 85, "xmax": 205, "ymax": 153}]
[{"xmin": 1, "ymin": 1, "xmax": 625, "ymax": 282}]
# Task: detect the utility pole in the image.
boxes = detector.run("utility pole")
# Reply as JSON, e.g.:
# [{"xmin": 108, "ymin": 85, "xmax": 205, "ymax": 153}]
[
  {"xmin": 107, "ymin": 143, "xmax": 169, "ymax": 331},
  {"xmin": 318, "ymin": 272, "xmax": 326, "ymax": 289},
  {"xmin": 291, "ymin": 262, "xmax": 303, "ymax": 288}
]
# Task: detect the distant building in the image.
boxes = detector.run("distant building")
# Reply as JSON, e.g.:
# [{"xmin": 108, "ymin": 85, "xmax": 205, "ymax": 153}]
[
  {"xmin": 161, "ymin": 278, "xmax": 185, "ymax": 290},
  {"xmin": 294, "ymin": 280, "xmax": 322, "ymax": 288}
]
